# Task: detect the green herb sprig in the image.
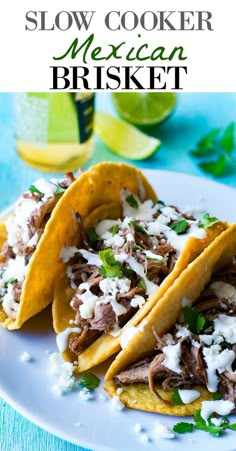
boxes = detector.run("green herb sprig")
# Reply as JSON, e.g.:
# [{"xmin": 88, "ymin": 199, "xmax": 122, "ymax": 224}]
[
  {"xmin": 191, "ymin": 123, "xmax": 236, "ymax": 176},
  {"xmin": 174, "ymin": 409, "xmax": 236, "ymax": 437},
  {"xmin": 99, "ymin": 248, "xmax": 124, "ymax": 279},
  {"xmin": 79, "ymin": 373, "xmax": 100, "ymax": 390},
  {"xmin": 183, "ymin": 306, "xmax": 206, "ymax": 334}
]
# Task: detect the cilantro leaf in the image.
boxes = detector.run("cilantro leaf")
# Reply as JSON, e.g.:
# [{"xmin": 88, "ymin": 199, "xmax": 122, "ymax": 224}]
[
  {"xmin": 183, "ymin": 306, "xmax": 206, "ymax": 334},
  {"xmin": 156, "ymin": 199, "xmax": 165, "ymax": 206},
  {"xmin": 87, "ymin": 228, "xmax": 102, "ymax": 247},
  {"xmin": 227, "ymin": 423, "xmax": 236, "ymax": 431},
  {"xmin": 194, "ymin": 422, "xmax": 226, "ymax": 436},
  {"xmin": 173, "ymin": 422, "xmax": 194, "ymax": 433},
  {"xmin": 200, "ymin": 155, "xmax": 227, "ymax": 177},
  {"xmin": 5, "ymin": 277, "xmax": 16, "ymax": 286},
  {"xmin": 109, "ymin": 224, "xmax": 119, "ymax": 235},
  {"xmin": 54, "ymin": 185, "xmax": 66, "ymax": 195},
  {"xmin": 199, "ymin": 213, "xmax": 219, "ymax": 229},
  {"xmin": 221, "ymin": 123, "xmax": 235, "ymax": 154},
  {"xmin": 79, "ymin": 373, "xmax": 100, "ymax": 390},
  {"xmin": 138, "ymin": 277, "xmax": 146, "ymax": 291},
  {"xmin": 29, "ymin": 185, "xmax": 43, "ymax": 195},
  {"xmin": 171, "ymin": 388, "xmax": 184, "ymax": 406},
  {"xmin": 191, "ymin": 129, "xmax": 221, "ymax": 156},
  {"xmin": 99, "ymin": 248, "xmax": 124, "ymax": 279},
  {"xmin": 212, "ymin": 392, "xmax": 222, "ymax": 400},
  {"xmin": 126, "ymin": 194, "xmax": 139, "ymax": 209},
  {"xmin": 170, "ymin": 219, "xmax": 188, "ymax": 235},
  {"xmin": 129, "ymin": 221, "xmax": 148, "ymax": 236}
]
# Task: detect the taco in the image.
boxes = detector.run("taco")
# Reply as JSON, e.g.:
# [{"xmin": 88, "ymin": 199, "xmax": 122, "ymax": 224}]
[
  {"xmin": 104, "ymin": 224, "xmax": 236, "ymax": 417},
  {"xmin": 0, "ymin": 172, "xmax": 78, "ymax": 330},
  {"xmin": 52, "ymin": 163, "xmax": 227, "ymax": 373}
]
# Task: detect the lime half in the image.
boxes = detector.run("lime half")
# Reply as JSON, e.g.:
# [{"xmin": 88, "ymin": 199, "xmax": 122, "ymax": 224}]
[
  {"xmin": 112, "ymin": 92, "xmax": 177, "ymax": 126},
  {"xmin": 94, "ymin": 112, "xmax": 161, "ymax": 160}
]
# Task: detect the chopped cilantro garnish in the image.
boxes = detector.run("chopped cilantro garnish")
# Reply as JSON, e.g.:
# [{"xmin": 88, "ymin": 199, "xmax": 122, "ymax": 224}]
[
  {"xmin": 124, "ymin": 268, "xmax": 135, "ymax": 277},
  {"xmin": 173, "ymin": 422, "xmax": 194, "ymax": 433},
  {"xmin": 183, "ymin": 306, "xmax": 206, "ymax": 334},
  {"xmin": 199, "ymin": 213, "xmax": 220, "ymax": 229},
  {"xmin": 171, "ymin": 388, "xmax": 184, "ymax": 406},
  {"xmin": 29, "ymin": 185, "xmax": 43, "ymax": 195},
  {"xmin": 156, "ymin": 199, "xmax": 165, "ymax": 206},
  {"xmin": 109, "ymin": 224, "xmax": 119, "ymax": 235},
  {"xmin": 129, "ymin": 221, "xmax": 148, "ymax": 236},
  {"xmin": 54, "ymin": 185, "xmax": 66, "ymax": 195},
  {"xmin": 193, "ymin": 410, "xmax": 226, "ymax": 437},
  {"xmin": 212, "ymin": 392, "xmax": 222, "ymax": 400},
  {"xmin": 174, "ymin": 409, "xmax": 236, "ymax": 437},
  {"xmin": 170, "ymin": 219, "xmax": 188, "ymax": 235},
  {"xmin": 99, "ymin": 248, "xmax": 124, "ymax": 279},
  {"xmin": 134, "ymin": 244, "xmax": 142, "ymax": 251},
  {"xmin": 87, "ymin": 228, "xmax": 102, "ymax": 247},
  {"xmin": 5, "ymin": 277, "xmax": 16, "ymax": 286},
  {"xmin": 126, "ymin": 194, "xmax": 139, "ymax": 209},
  {"xmin": 145, "ymin": 253, "xmax": 163, "ymax": 263},
  {"xmin": 190, "ymin": 123, "xmax": 236, "ymax": 177},
  {"xmin": 138, "ymin": 277, "xmax": 146, "ymax": 291},
  {"xmin": 79, "ymin": 373, "xmax": 100, "ymax": 390}
]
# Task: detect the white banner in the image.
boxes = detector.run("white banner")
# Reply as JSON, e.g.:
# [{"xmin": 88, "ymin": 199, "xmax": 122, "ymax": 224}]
[{"xmin": 1, "ymin": 0, "xmax": 235, "ymax": 91}]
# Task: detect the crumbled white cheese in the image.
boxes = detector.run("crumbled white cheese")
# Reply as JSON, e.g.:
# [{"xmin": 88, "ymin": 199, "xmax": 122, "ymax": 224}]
[
  {"xmin": 74, "ymin": 421, "xmax": 82, "ymax": 428},
  {"xmin": 0, "ymin": 255, "xmax": 27, "ymax": 285},
  {"xmin": 6, "ymin": 198, "xmax": 38, "ymax": 247},
  {"xmin": 109, "ymin": 325, "xmax": 122, "ymax": 337},
  {"xmin": 201, "ymin": 399, "xmax": 235, "ymax": 423},
  {"xmin": 102, "ymin": 231, "xmax": 125, "ymax": 248},
  {"xmin": 152, "ymin": 421, "xmax": 175, "ymax": 439},
  {"xmin": 134, "ymin": 423, "xmax": 144, "ymax": 434},
  {"xmin": 34, "ymin": 178, "xmax": 57, "ymax": 200},
  {"xmin": 116, "ymin": 387, "xmax": 123, "ymax": 395},
  {"xmin": 2, "ymin": 284, "xmax": 19, "ymax": 319},
  {"xmin": 203, "ymin": 345, "xmax": 235, "ymax": 392},
  {"xmin": 163, "ymin": 341, "xmax": 182, "ymax": 374},
  {"xmin": 99, "ymin": 295, "xmax": 127, "ymax": 317},
  {"xmin": 56, "ymin": 327, "xmax": 81, "ymax": 353},
  {"xmin": 120, "ymin": 325, "xmax": 138, "ymax": 349},
  {"xmin": 210, "ymin": 281, "xmax": 236, "ymax": 302},
  {"xmin": 77, "ymin": 285, "xmax": 99, "ymax": 320},
  {"xmin": 110, "ymin": 395, "xmax": 125, "ymax": 411},
  {"xmin": 79, "ymin": 388, "xmax": 94, "ymax": 401},
  {"xmin": 99, "ymin": 277, "xmax": 131, "ymax": 296},
  {"xmin": 60, "ymin": 245, "xmax": 79, "ymax": 262},
  {"xmin": 176, "ymin": 325, "xmax": 192, "ymax": 339},
  {"xmin": 122, "ymin": 190, "xmax": 157, "ymax": 222},
  {"xmin": 139, "ymin": 433, "xmax": 151, "ymax": 444},
  {"xmin": 130, "ymin": 295, "xmax": 146, "ymax": 309},
  {"xmin": 211, "ymin": 417, "xmax": 224, "ymax": 426},
  {"xmin": 163, "ymin": 333, "xmax": 175, "ymax": 345},
  {"xmin": 178, "ymin": 389, "xmax": 200, "ymax": 404},
  {"xmin": 213, "ymin": 314, "xmax": 236, "ymax": 344},
  {"xmin": 49, "ymin": 352, "xmax": 77, "ymax": 395},
  {"xmin": 20, "ymin": 351, "xmax": 32, "ymax": 362},
  {"xmin": 95, "ymin": 219, "xmax": 121, "ymax": 236},
  {"xmin": 157, "ymin": 206, "xmax": 181, "ymax": 225}
]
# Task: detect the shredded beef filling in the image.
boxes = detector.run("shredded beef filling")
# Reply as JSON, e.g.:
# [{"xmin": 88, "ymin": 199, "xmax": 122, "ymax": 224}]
[
  {"xmin": 114, "ymin": 263, "xmax": 236, "ymax": 410},
  {"xmin": 66, "ymin": 206, "xmax": 187, "ymax": 356},
  {"xmin": 0, "ymin": 172, "xmax": 76, "ymax": 316}
]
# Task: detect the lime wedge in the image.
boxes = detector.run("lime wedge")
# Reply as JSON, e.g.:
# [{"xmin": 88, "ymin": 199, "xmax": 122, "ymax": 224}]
[
  {"xmin": 112, "ymin": 92, "xmax": 177, "ymax": 126},
  {"xmin": 94, "ymin": 112, "xmax": 161, "ymax": 160}
]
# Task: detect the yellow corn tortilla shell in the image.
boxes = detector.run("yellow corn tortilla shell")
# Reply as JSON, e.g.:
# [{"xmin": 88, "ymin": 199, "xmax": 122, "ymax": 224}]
[
  {"xmin": 104, "ymin": 380, "xmax": 213, "ymax": 415},
  {"xmin": 1, "ymin": 163, "xmax": 155, "ymax": 330},
  {"xmin": 104, "ymin": 224, "xmax": 236, "ymax": 415},
  {"xmin": 53, "ymin": 175, "xmax": 227, "ymax": 372}
]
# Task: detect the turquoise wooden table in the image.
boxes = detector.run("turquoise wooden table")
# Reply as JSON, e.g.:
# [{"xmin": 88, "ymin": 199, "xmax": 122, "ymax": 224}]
[{"xmin": 0, "ymin": 92, "xmax": 236, "ymax": 451}]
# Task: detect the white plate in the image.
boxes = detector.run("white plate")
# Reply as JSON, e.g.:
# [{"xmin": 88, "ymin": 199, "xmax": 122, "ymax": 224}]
[{"xmin": 1, "ymin": 169, "xmax": 236, "ymax": 451}]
